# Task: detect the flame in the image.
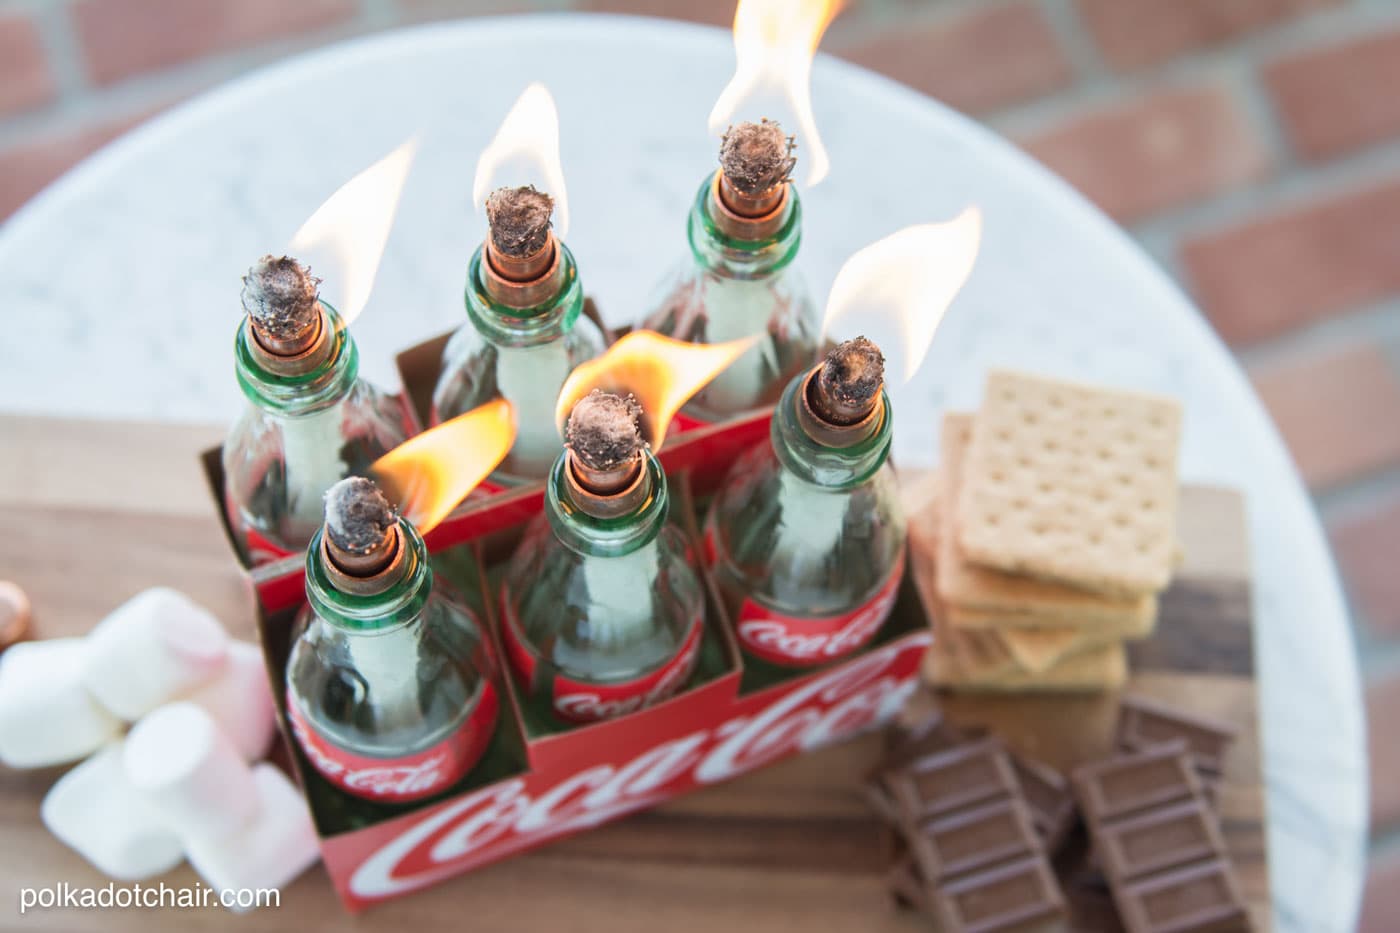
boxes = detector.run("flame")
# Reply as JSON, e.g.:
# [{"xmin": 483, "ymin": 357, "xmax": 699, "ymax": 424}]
[
  {"xmin": 289, "ymin": 138, "xmax": 417, "ymax": 325},
  {"xmin": 709, "ymin": 0, "xmax": 842, "ymax": 188},
  {"xmin": 821, "ymin": 207, "xmax": 983, "ymax": 383},
  {"xmin": 555, "ymin": 332, "xmax": 757, "ymax": 449},
  {"xmin": 473, "ymin": 83, "xmax": 570, "ymax": 239},
  {"xmin": 371, "ymin": 399, "xmax": 516, "ymax": 533}
]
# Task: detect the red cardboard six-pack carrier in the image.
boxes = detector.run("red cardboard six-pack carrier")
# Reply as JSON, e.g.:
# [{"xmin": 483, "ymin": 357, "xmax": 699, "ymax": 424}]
[{"xmin": 201, "ymin": 330, "xmax": 935, "ymax": 912}]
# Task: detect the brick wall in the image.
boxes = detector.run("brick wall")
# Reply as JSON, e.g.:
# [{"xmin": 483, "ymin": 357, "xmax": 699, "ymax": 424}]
[{"xmin": 1, "ymin": 0, "xmax": 1398, "ymax": 922}]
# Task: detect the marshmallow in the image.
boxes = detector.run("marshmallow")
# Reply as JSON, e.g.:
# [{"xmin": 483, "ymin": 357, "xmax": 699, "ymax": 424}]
[
  {"xmin": 185, "ymin": 764, "xmax": 320, "ymax": 912},
  {"xmin": 40, "ymin": 742, "xmax": 184, "ymax": 881},
  {"xmin": 0, "ymin": 638, "xmax": 122, "ymax": 768},
  {"xmin": 82, "ymin": 587, "xmax": 230, "ymax": 720},
  {"xmin": 185, "ymin": 641, "xmax": 277, "ymax": 762},
  {"xmin": 123, "ymin": 702, "xmax": 259, "ymax": 841}
]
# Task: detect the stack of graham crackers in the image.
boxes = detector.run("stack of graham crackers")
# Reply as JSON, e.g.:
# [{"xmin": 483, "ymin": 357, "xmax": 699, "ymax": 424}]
[{"xmin": 918, "ymin": 369, "xmax": 1184, "ymax": 691}]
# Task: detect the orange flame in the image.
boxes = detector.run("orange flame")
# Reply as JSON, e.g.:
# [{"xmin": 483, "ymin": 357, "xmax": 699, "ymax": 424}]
[
  {"xmin": 473, "ymin": 83, "xmax": 570, "ymax": 238},
  {"xmin": 555, "ymin": 332, "xmax": 757, "ymax": 449},
  {"xmin": 289, "ymin": 138, "xmax": 417, "ymax": 325},
  {"xmin": 371, "ymin": 399, "xmax": 516, "ymax": 533},
  {"xmin": 822, "ymin": 207, "xmax": 983, "ymax": 383},
  {"xmin": 709, "ymin": 0, "xmax": 843, "ymax": 188}
]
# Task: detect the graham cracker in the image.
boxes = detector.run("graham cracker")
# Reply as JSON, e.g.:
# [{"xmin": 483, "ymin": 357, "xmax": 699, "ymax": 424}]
[
  {"xmin": 926, "ymin": 640, "xmax": 1126, "ymax": 693},
  {"xmin": 937, "ymin": 413, "xmax": 1156, "ymax": 626},
  {"xmin": 999, "ymin": 626, "xmax": 1085, "ymax": 673},
  {"xmin": 944, "ymin": 602, "xmax": 1156, "ymax": 639},
  {"xmin": 956, "ymin": 370, "xmax": 1182, "ymax": 596}
]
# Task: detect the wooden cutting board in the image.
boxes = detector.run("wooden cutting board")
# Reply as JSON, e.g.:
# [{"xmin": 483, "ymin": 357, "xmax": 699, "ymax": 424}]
[{"xmin": 0, "ymin": 416, "xmax": 1267, "ymax": 931}]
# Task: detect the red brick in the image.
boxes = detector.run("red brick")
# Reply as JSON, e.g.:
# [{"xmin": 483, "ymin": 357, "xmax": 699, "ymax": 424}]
[
  {"xmin": 1265, "ymin": 27, "xmax": 1400, "ymax": 161},
  {"xmin": 1362, "ymin": 846, "xmax": 1400, "ymax": 933},
  {"xmin": 0, "ymin": 13, "xmax": 55, "ymax": 117},
  {"xmin": 73, "ymin": 0, "xmax": 355, "ymax": 86},
  {"xmin": 1075, "ymin": 0, "xmax": 1341, "ymax": 72},
  {"xmin": 1019, "ymin": 84, "xmax": 1269, "ymax": 223},
  {"xmin": 1332, "ymin": 496, "xmax": 1400, "ymax": 639},
  {"xmin": 1369, "ymin": 672, "xmax": 1400, "ymax": 834},
  {"xmin": 0, "ymin": 112, "xmax": 161, "ymax": 221},
  {"xmin": 1181, "ymin": 178, "xmax": 1400, "ymax": 345},
  {"xmin": 578, "ymin": 0, "xmax": 734, "ymax": 29},
  {"xmin": 1250, "ymin": 344, "xmax": 1400, "ymax": 491},
  {"xmin": 832, "ymin": 3, "xmax": 1072, "ymax": 114}
]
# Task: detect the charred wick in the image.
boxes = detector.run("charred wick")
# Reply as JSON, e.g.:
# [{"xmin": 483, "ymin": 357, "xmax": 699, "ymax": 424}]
[
  {"xmin": 241, "ymin": 255, "xmax": 321, "ymax": 342},
  {"xmin": 813, "ymin": 337, "xmax": 885, "ymax": 425},
  {"xmin": 719, "ymin": 120, "xmax": 796, "ymax": 196},
  {"xmin": 324, "ymin": 476, "xmax": 398, "ymax": 555},
  {"xmin": 486, "ymin": 186, "xmax": 554, "ymax": 258},
  {"xmin": 566, "ymin": 390, "xmax": 644, "ymax": 473}
]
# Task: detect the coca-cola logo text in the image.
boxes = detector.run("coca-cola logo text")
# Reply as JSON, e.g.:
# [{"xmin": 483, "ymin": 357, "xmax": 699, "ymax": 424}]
[{"xmin": 347, "ymin": 635, "xmax": 929, "ymax": 902}]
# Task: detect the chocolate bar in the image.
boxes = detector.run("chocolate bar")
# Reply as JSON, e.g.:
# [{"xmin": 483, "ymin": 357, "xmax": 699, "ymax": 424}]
[
  {"xmin": 905, "ymin": 796, "xmax": 1040, "ymax": 882},
  {"xmin": 883, "ymin": 738, "xmax": 1021, "ymax": 822},
  {"xmin": 930, "ymin": 855, "xmax": 1067, "ymax": 933},
  {"xmin": 1073, "ymin": 739, "xmax": 1199, "ymax": 822},
  {"xmin": 1095, "ymin": 799, "xmax": 1228, "ymax": 884},
  {"xmin": 1117, "ymin": 695, "xmax": 1236, "ymax": 775},
  {"xmin": 1073, "ymin": 745, "xmax": 1249, "ymax": 932},
  {"xmin": 1011, "ymin": 753, "xmax": 1077, "ymax": 854},
  {"xmin": 1117, "ymin": 859, "xmax": 1249, "ymax": 933}
]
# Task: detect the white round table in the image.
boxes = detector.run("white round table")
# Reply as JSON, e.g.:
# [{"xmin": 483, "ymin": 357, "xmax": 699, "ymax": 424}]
[{"xmin": 0, "ymin": 15, "xmax": 1365, "ymax": 930}]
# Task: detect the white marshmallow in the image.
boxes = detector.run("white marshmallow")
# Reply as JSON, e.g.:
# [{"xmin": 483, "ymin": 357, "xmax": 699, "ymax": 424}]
[
  {"xmin": 83, "ymin": 588, "xmax": 230, "ymax": 721},
  {"xmin": 0, "ymin": 638, "xmax": 122, "ymax": 768},
  {"xmin": 185, "ymin": 764, "xmax": 320, "ymax": 913},
  {"xmin": 185, "ymin": 641, "xmax": 277, "ymax": 762},
  {"xmin": 41, "ymin": 741, "xmax": 184, "ymax": 881},
  {"xmin": 123, "ymin": 702, "xmax": 258, "ymax": 842}
]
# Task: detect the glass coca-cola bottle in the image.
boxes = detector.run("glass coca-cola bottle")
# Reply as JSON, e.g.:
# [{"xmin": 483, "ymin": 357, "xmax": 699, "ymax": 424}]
[
  {"xmin": 286, "ymin": 477, "xmax": 499, "ymax": 804},
  {"xmin": 498, "ymin": 392, "xmax": 705, "ymax": 726},
  {"xmin": 224, "ymin": 256, "xmax": 408, "ymax": 566},
  {"xmin": 639, "ymin": 121, "xmax": 819, "ymax": 428},
  {"xmin": 705, "ymin": 338, "xmax": 906, "ymax": 673},
  {"xmin": 432, "ymin": 187, "xmax": 606, "ymax": 489}
]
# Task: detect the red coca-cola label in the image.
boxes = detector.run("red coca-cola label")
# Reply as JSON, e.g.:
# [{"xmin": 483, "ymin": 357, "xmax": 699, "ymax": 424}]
[
  {"xmin": 244, "ymin": 526, "xmax": 297, "ymax": 567},
  {"xmin": 670, "ymin": 411, "xmax": 712, "ymax": 435},
  {"xmin": 322, "ymin": 632, "xmax": 930, "ymax": 908},
  {"xmin": 498, "ymin": 586, "xmax": 704, "ymax": 723},
  {"xmin": 735, "ymin": 551, "xmax": 906, "ymax": 667},
  {"xmin": 287, "ymin": 686, "xmax": 500, "ymax": 803}
]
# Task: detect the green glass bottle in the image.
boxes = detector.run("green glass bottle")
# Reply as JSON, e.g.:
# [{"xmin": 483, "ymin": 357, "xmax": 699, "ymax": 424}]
[
  {"xmin": 640, "ymin": 121, "xmax": 819, "ymax": 427},
  {"xmin": 286, "ymin": 478, "xmax": 499, "ymax": 805},
  {"xmin": 432, "ymin": 187, "xmax": 605, "ymax": 488},
  {"xmin": 224, "ymin": 256, "xmax": 407, "ymax": 565},
  {"xmin": 498, "ymin": 392, "xmax": 705, "ymax": 726},
  {"xmin": 704, "ymin": 339, "xmax": 907, "ymax": 674}
]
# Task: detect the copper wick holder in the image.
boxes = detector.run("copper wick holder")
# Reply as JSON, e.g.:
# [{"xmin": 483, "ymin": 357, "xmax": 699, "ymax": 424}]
[
  {"xmin": 249, "ymin": 304, "xmax": 334, "ymax": 377},
  {"xmin": 796, "ymin": 365, "xmax": 883, "ymax": 449},
  {"xmin": 483, "ymin": 234, "xmax": 563, "ymax": 310},
  {"xmin": 321, "ymin": 524, "xmax": 408, "ymax": 596},
  {"xmin": 565, "ymin": 450, "xmax": 649, "ymax": 520},
  {"xmin": 711, "ymin": 172, "xmax": 789, "ymax": 242}
]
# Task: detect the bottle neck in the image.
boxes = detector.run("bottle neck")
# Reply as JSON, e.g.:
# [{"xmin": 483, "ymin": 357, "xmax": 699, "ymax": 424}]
[
  {"xmin": 687, "ymin": 171, "xmax": 802, "ymax": 280},
  {"xmin": 465, "ymin": 241, "xmax": 585, "ymax": 349},
  {"xmin": 304, "ymin": 520, "xmax": 433, "ymax": 633},
  {"xmin": 235, "ymin": 301, "xmax": 359, "ymax": 416},
  {"xmin": 770, "ymin": 369, "xmax": 894, "ymax": 490},
  {"xmin": 545, "ymin": 451, "xmax": 669, "ymax": 558}
]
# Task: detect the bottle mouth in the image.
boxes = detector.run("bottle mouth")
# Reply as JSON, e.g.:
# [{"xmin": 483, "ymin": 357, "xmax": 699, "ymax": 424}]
[
  {"xmin": 320, "ymin": 523, "xmax": 409, "ymax": 596},
  {"xmin": 482, "ymin": 234, "xmax": 564, "ymax": 310},
  {"xmin": 564, "ymin": 450, "xmax": 649, "ymax": 519},
  {"xmin": 247, "ymin": 303, "xmax": 334, "ymax": 377},
  {"xmin": 709, "ymin": 172, "xmax": 789, "ymax": 242},
  {"xmin": 795, "ymin": 364, "xmax": 884, "ymax": 449}
]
